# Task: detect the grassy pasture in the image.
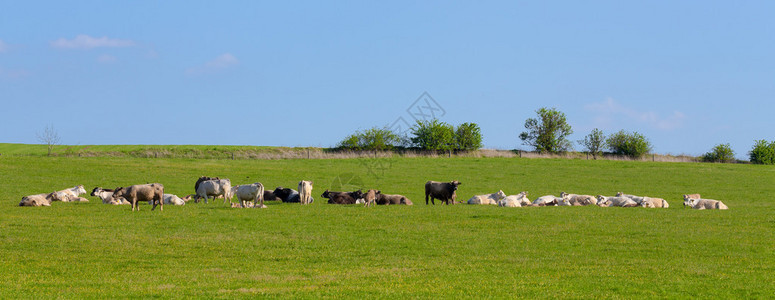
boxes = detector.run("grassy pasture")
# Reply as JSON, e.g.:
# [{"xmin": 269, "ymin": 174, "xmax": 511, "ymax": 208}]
[{"xmin": 1, "ymin": 148, "xmax": 774, "ymax": 298}]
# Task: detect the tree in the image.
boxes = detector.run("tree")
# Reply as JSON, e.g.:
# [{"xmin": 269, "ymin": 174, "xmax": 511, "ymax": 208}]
[
  {"xmin": 36, "ymin": 124, "xmax": 61, "ymax": 156},
  {"xmin": 337, "ymin": 127, "xmax": 401, "ymax": 151},
  {"xmin": 606, "ymin": 130, "xmax": 652, "ymax": 158},
  {"xmin": 454, "ymin": 122, "xmax": 483, "ymax": 151},
  {"xmin": 701, "ymin": 143, "xmax": 736, "ymax": 163},
  {"xmin": 519, "ymin": 107, "xmax": 573, "ymax": 153},
  {"xmin": 410, "ymin": 119, "xmax": 455, "ymax": 151},
  {"xmin": 578, "ymin": 128, "xmax": 605, "ymax": 159},
  {"xmin": 749, "ymin": 140, "xmax": 775, "ymax": 165}
]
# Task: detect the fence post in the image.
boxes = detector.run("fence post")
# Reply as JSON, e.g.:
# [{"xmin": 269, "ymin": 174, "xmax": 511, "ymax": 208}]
[{"xmin": 308, "ymin": 149, "xmax": 310, "ymax": 159}]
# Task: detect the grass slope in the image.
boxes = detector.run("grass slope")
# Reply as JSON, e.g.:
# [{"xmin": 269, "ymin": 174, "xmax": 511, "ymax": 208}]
[{"xmin": 1, "ymin": 152, "xmax": 773, "ymax": 298}]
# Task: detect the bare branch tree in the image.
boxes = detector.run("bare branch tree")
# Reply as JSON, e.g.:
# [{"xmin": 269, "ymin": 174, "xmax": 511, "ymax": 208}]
[{"xmin": 36, "ymin": 124, "xmax": 61, "ymax": 156}]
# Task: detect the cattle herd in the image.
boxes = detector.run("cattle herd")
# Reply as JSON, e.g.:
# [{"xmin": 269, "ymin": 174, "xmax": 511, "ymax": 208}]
[{"xmin": 18, "ymin": 178, "xmax": 729, "ymax": 210}]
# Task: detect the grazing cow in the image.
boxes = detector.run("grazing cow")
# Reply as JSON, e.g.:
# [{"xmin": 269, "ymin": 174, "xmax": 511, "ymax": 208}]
[
  {"xmin": 561, "ymin": 192, "xmax": 597, "ymax": 206},
  {"xmin": 91, "ymin": 187, "xmax": 129, "ymax": 205},
  {"xmin": 113, "ymin": 183, "xmax": 164, "ymax": 211},
  {"xmin": 363, "ymin": 189, "xmax": 379, "ymax": 207},
  {"xmin": 19, "ymin": 192, "xmax": 61, "ymax": 207},
  {"xmin": 684, "ymin": 195, "xmax": 728, "ymax": 210},
  {"xmin": 425, "ymin": 180, "xmax": 461, "ymax": 205},
  {"xmin": 231, "ymin": 183, "xmax": 266, "ymax": 208},
  {"xmin": 322, "ymin": 189, "xmax": 364, "ymax": 204},
  {"xmin": 640, "ymin": 197, "xmax": 669, "ymax": 208},
  {"xmin": 533, "ymin": 195, "xmax": 560, "ymax": 206},
  {"xmin": 273, "ymin": 187, "xmax": 315, "ymax": 203},
  {"xmin": 298, "ymin": 180, "xmax": 313, "ymax": 205},
  {"xmin": 375, "ymin": 193, "xmax": 413, "ymax": 205},
  {"xmin": 468, "ymin": 190, "xmax": 506, "ymax": 205},
  {"xmin": 683, "ymin": 194, "xmax": 702, "ymax": 207},
  {"xmin": 195, "ymin": 178, "xmax": 233, "ymax": 204},
  {"xmin": 498, "ymin": 191, "xmax": 529, "ymax": 207},
  {"xmin": 596, "ymin": 195, "xmax": 638, "ymax": 207}
]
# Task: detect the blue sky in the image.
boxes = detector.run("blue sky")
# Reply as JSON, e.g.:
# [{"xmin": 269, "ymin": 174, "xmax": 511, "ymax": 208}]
[{"xmin": 1, "ymin": 1, "xmax": 773, "ymax": 158}]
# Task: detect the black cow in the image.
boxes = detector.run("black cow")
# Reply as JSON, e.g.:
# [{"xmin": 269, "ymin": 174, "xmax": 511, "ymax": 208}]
[{"xmin": 425, "ymin": 180, "xmax": 461, "ymax": 205}]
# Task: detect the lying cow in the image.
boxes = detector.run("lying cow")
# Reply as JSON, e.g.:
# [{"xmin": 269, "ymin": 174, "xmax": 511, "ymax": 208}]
[
  {"xmin": 157, "ymin": 194, "xmax": 186, "ymax": 206},
  {"xmin": 498, "ymin": 191, "xmax": 529, "ymax": 207},
  {"xmin": 54, "ymin": 185, "xmax": 88, "ymax": 202},
  {"xmin": 298, "ymin": 180, "xmax": 313, "ymax": 205},
  {"xmin": 425, "ymin": 180, "xmax": 461, "ymax": 205},
  {"xmin": 195, "ymin": 178, "xmax": 233, "ymax": 204},
  {"xmin": 91, "ymin": 187, "xmax": 130, "ymax": 205},
  {"xmin": 640, "ymin": 197, "xmax": 669, "ymax": 208},
  {"xmin": 273, "ymin": 187, "xmax": 315, "ymax": 203},
  {"xmin": 113, "ymin": 183, "xmax": 164, "ymax": 211},
  {"xmin": 322, "ymin": 189, "xmax": 364, "ymax": 204},
  {"xmin": 468, "ymin": 190, "xmax": 506, "ymax": 205},
  {"xmin": 596, "ymin": 195, "xmax": 638, "ymax": 207},
  {"xmin": 231, "ymin": 183, "xmax": 266, "ymax": 208},
  {"xmin": 533, "ymin": 195, "xmax": 560, "ymax": 206},
  {"xmin": 561, "ymin": 192, "xmax": 597, "ymax": 206},
  {"xmin": 376, "ymin": 193, "xmax": 413, "ymax": 205},
  {"xmin": 19, "ymin": 192, "xmax": 62, "ymax": 206},
  {"xmin": 682, "ymin": 194, "xmax": 702, "ymax": 207},
  {"xmin": 683, "ymin": 195, "xmax": 728, "ymax": 210}
]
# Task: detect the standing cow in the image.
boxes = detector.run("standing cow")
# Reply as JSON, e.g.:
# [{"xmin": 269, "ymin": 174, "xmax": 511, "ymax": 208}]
[
  {"xmin": 195, "ymin": 178, "xmax": 233, "ymax": 204},
  {"xmin": 425, "ymin": 180, "xmax": 461, "ymax": 205},
  {"xmin": 112, "ymin": 183, "xmax": 164, "ymax": 211},
  {"xmin": 298, "ymin": 180, "xmax": 313, "ymax": 205},
  {"xmin": 231, "ymin": 182, "xmax": 266, "ymax": 208}
]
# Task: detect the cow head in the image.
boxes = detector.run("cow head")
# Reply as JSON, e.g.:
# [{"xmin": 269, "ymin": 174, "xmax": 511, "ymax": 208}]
[
  {"xmin": 615, "ymin": 192, "xmax": 624, "ymax": 197},
  {"xmin": 596, "ymin": 195, "xmax": 609, "ymax": 207},
  {"xmin": 682, "ymin": 195, "xmax": 692, "ymax": 207},
  {"xmin": 75, "ymin": 185, "xmax": 87, "ymax": 195},
  {"xmin": 641, "ymin": 200, "xmax": 655, "ymax": 208},
  {"xmin": 350, "ymin": 189, "xmax": 364, "ymax": 199},
  {"xmin": 496, "ymin": 190, "xmax": 507, "ymax": 200},
  {"xmin": 451, "ymin": 180, "xmax": 461, "ymax": 190},
  {"xmin": 90, "ymin": 187, "xmax": 101, "ymax": 196},
  {"xmin": 686, "ymin": 198, "xmax": 698, "ymax": 208},
  {"xmin": 558, "ymin": 197, "xmax": 571, "ymax": 206},
  {"xmin": 321, "ymin": 189, "xmax": 330, "ymax": 199},
  {"xmin": 112, "ymin": 187, "xmax": 126, "ymax": 199},
  {"xmin": 402, "ymin": 198, "xmax": 413, "ymax": 205}
]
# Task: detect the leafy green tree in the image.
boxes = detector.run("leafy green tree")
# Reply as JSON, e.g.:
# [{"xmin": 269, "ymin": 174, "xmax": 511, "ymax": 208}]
[
  {"xmin": 337, "ymin": 127, "xmax": 401, "ymax": 151},
  {"xmin": 701, "ymin": 143, "xmax": 736, "ymax": 163},
  {"xmin": 454, "ymin": 122, "xmax": 483, "ymax": 151},
  {"xmin": 519, "ymin": 107, "xmax": 573, "ymax": 153},
  {"xmin": 606, "ymin": 130, "xmax": 652, "ymax": 158},
  {"xmin": 578, "ymin": 128, "xmax": 605, "ymax": 159},
  {"xmin": 411, "ymin": 119, "xmax": 455, "ymax": 151},
  {"xmin": 749, "ymin": 140, "xmax": 775, "ymax": 165}
]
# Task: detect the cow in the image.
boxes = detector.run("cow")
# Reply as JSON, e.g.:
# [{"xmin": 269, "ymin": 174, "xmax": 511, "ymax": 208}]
[
  {"xmin": 194, "ymin": 176, "xmax": 219, "ymax": 194},
  {"xmin": 19, "ymin": 192, "xmax": 61, "ymax": 207},
  {"xmin": 684, "ymin": 195, "xmax": 728, "ymax": 210},
  {"xmin": 112, "ymin": 183, "xmax": 164, "ymax": 211},
  {"xmin": 467, "ymin": 190, "xmax": 506, "ymax": 205},
  {"xmin": 498, "ymin": 191, "xmax": 529, "ymax": 207},
  {"xmin": 91, "ymin": 187, "xmax": 129, "ymax": 205},
  {"xmin": 322, "ymin": 189, "xmax": 364, "ymax": 204},
  {"xmin": 195, "ymin": 178, "xmax": 233, "ymax": 204},
  {"xmin": 231, "ymin": 183, "xmax": 266, "ymax": 208},
  {"xmin": 273, "ymin": 187, "xmax": 315, "ymax": 203},
  {"xmin": 54, "ymin": 185, "xmax": 88, "ymax": 202},
  {"xmin": 683, "ymin": 194, "xmax": 702, "ymax": 207},
  {"xmin": 640, "ymin": 197, "xmax": 669, "ymax": 208},
  {"xmin": 533, "ymin": 195, "xmax": 560, "ymax": 206},
  {"xmin": 596, "ymin": 195, "xmax": 638, "ymax": 207},
  {"xmin": 298, "ymin": 181, "xmax": 313, "ymax": 205},
  {"xmin": 363, "ymin": 189, "xmax": 379, "ymax": 207},
  {"xmin": 425, "ymin": 180, "xmax": 461, "ymax": 205},
  {"xmin": 161, "ymin": 194, "xmax": 186, "ymax": 206},
  {"xmin": 375, "ymin": 193, "xmax": 413, "ymax": 205},
  {"xmin": 615, "ymin": 192, "xmax": 646, "ymax": 204},
  {"xmin": 561, "ymin": 192, "xmax": 597, "ymax": 206}
]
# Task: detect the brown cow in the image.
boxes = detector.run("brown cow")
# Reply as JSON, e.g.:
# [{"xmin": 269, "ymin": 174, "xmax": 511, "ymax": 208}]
[
  {"xmin": 363, "ymin": 189, "xmax": 379, "ymax": 207},
  {"xmin": 113, "ymin": 183, "xmax": 164, "ymax": 211},
  {"xmin": 376, "ymin": 193, "xmax": 413, "ymax": 205},
  {"xmin": 425, "ymin": 180, "xmax": 461, "ymax": 205}
]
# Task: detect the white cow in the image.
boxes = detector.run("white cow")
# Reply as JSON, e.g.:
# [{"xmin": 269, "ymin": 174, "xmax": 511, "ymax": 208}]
[
  {"xmin": 596, "ymin": 195, "xmax": 639, "ymax": 207},
  {"xmin": 90, "ymin": 187, "xmax": 129, "ymax": 205},
  {"xmin": 640, "ymin": 197, "xmax": 669, "ymax": 208},
  {"xmin": 195, "ymin": 179, "xmax": 233, "ymax": 204},
  {"xmin": 498, "ymin": 191, "xmax": 529, "ymax": 207},
  {"xmin": 467, "ymin": 190, "xmax": 507, "ymax": 205},
  {"xmin": 231, "ymin": 183, "xmax": 266, "ymax": 208},
  {"xmin": 298, "ymin": 180, "xmax": 313, "ymax": 205},
  {"xmin": 615, "ymin": 192, "xmax": 646, "ymax": 204},
  {"xmin": 153, "ymin": 194, "xmax": 186, "ymax": 206},
  {"xmin": 54, "ymin": 185, "xmax": 88, "ymax": 202},
  {"xmin": 561, "ymin": 192, "xmax": 597, "ymax": 206},
  {"xmin": 533, "ymin": 195, "xmax": 560, "ymax": 206},
  {"xmin": 684, "ymin": 196, "xmax": 728, "ymax": 210}
]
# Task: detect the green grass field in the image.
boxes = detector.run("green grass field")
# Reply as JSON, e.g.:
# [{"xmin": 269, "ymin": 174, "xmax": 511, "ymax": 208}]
[{"xmin": 1, "ymin": 145, "xmax": 774, "ymax": 298}]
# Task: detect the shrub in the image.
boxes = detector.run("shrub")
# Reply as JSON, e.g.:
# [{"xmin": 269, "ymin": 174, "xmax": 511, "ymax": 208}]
[
  {"xmin": 701, "ymin": 143, "xmax": 736, "ymax": 163},
  {"xmin": 411, "ymin": 119, "xmax": 455, "ymax": 151},
  {"xmin": 578, "ymin": 128, "xmax": 605, "ymax": 159},
  {"xmin": 749, "ymin": 140, "xmax": 775, "ymax": 165},
  {"xmin": 519, "ymin": 107, "xmax": 573, "ymax": 153},
  {"xmin": 336, "ymin": 127, "xmax": 401, "ymax": 151},
  {"xmin": 455, "ymin": 122, "xmax": 483, "ymax": 151},
  {"xmin": 606, "ymin": 130, "xmax": 652, "ymax": 158}
]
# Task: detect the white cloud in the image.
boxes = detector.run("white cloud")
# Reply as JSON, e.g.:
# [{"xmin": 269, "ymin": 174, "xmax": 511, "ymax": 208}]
[
  {"xmin": 0, "ymin": 39, "xmax": 7, "ymax": 52},
  {"xmin": 51, "ymin": 34, "xmax": 135, "ymax": 49},
  {"xmin": 186, "ymin": 53, "xmax": 239, "ymax": 75},
  {"xmin": 96, "ymin": 54, "xmax": 117, "ymax": 63},
  {"xmin": 585, "ymin": 98, "xmax": 686, "ymax": 131}
]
